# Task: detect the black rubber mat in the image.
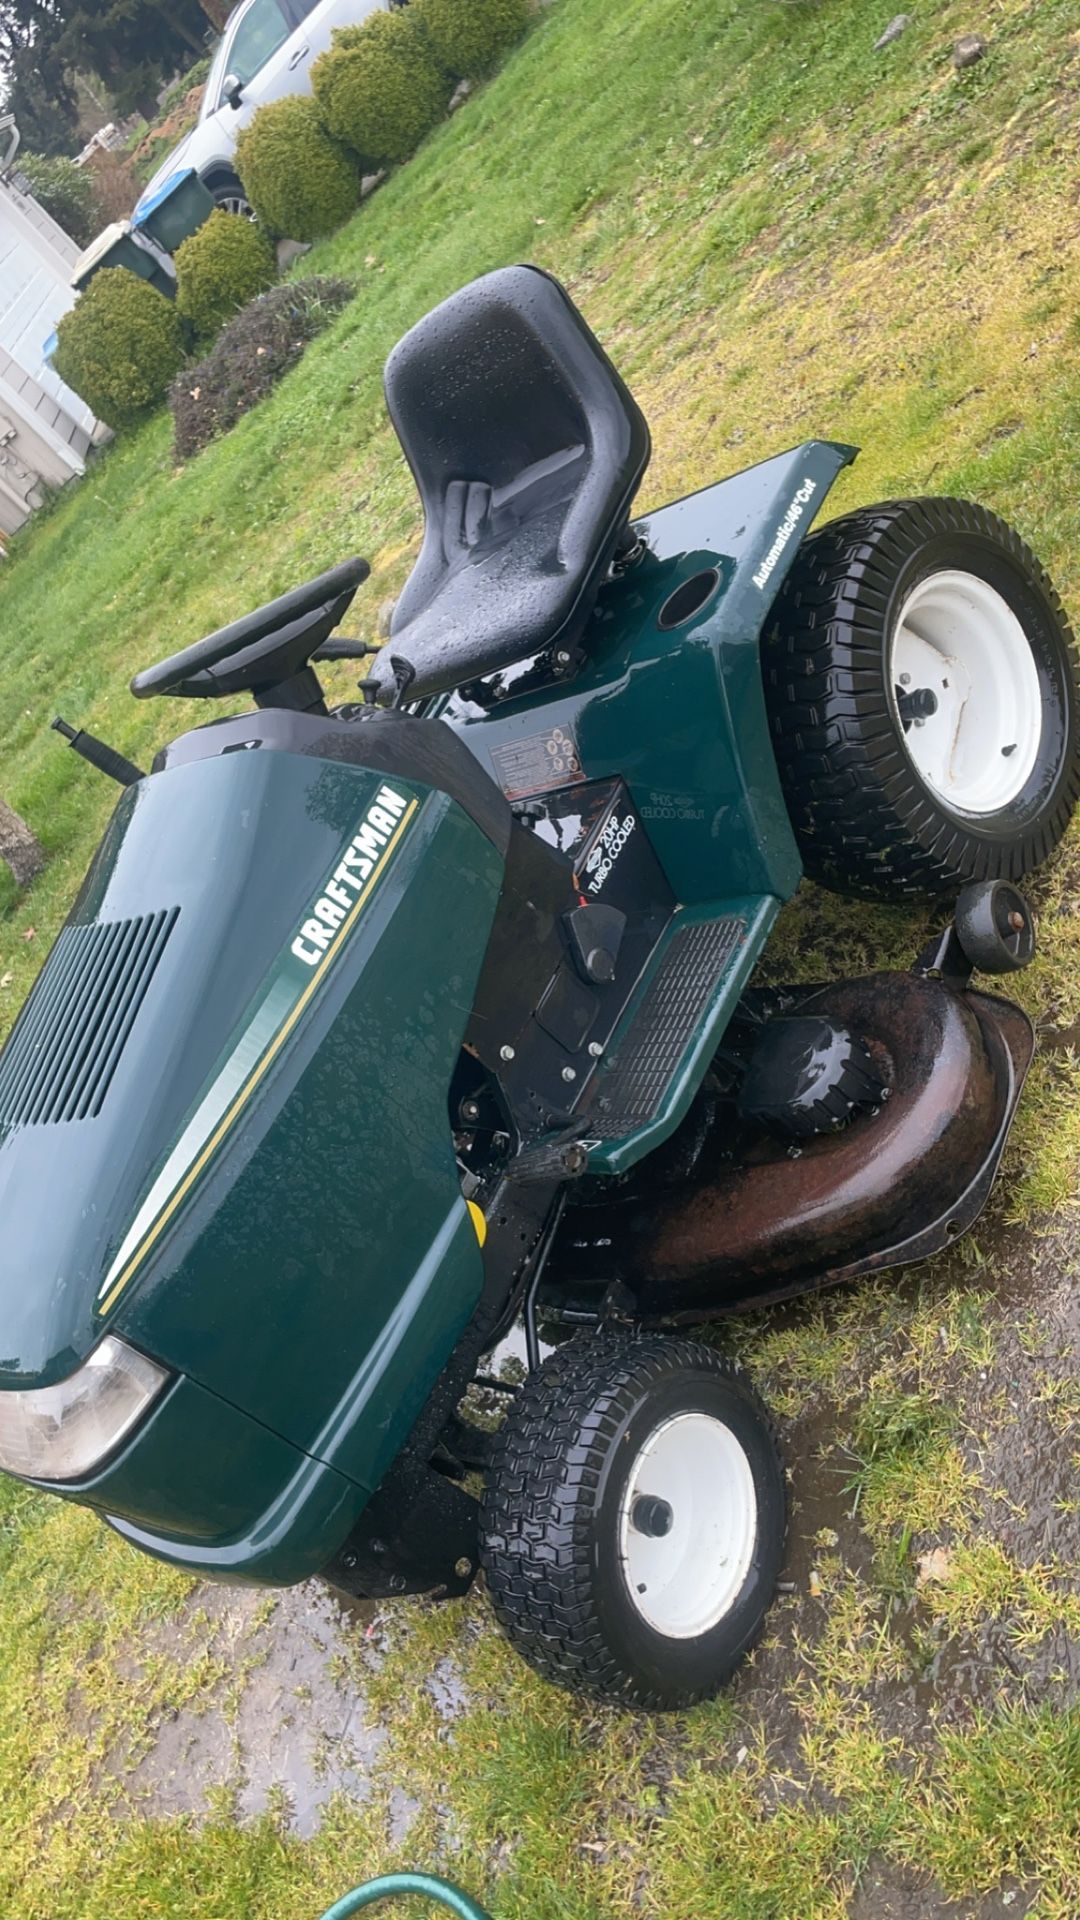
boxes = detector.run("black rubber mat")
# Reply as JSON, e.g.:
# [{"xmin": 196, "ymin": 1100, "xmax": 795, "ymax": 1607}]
[{"xmin": 586, "ymin": 915, "xmax": 745, "ymax": 1138}]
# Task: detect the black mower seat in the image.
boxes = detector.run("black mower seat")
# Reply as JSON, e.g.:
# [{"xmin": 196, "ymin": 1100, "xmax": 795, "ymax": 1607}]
[{"xmin": 368, "ymin": 265, "xmax": 650, "ymax": 706}]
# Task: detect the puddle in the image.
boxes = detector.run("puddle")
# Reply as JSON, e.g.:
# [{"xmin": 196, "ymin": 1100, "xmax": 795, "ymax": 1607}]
[
  {"xmin": 112, "ymin": 1583, "xmax": 385, "ymax": 1838},
  {"xmin": 485, "ymin": 1318, "xmax": 554, "ymax": 1375},
  {"xmin": 388, "ymin": 1785, "xmax": 422, "ymax": 1847},
  {"xmin": 426, "ymin": 1657, "xmax": 469, "ymax": 1723}
]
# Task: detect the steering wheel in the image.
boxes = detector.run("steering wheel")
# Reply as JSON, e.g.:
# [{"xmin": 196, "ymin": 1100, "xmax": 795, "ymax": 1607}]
[{"xmin": 130, "ymin": 557, "xmax": 370, "ymax": 702}]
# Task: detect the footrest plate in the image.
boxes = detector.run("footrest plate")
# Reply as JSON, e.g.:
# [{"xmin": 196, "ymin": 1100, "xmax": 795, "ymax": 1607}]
[{"xmin": 581, "ymin": 897, "xmax": 777, "ymax": 1175}]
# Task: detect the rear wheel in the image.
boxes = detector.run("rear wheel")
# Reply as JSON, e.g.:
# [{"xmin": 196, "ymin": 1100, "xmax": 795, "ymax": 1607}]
[
  {"xmin": 762, "ymin": 498, "xmax": 1080, "ymax": 899},
  {"xmin": 480, "ymin": 1335, "xmax": 786, "ymax": 1708}
]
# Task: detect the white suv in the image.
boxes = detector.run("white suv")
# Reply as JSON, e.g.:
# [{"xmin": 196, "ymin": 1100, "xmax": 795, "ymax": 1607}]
[{"xmin": 134, "ymin": 0, "xmax": 397, "ymax": 222}]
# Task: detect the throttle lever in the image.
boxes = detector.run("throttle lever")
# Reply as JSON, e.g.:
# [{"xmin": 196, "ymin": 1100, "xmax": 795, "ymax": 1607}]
[{"xmin": 52, "ymin": 716, "xmax": 145, "ymax": 788}]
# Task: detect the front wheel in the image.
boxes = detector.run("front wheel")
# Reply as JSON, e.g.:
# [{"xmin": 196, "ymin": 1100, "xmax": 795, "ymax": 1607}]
[
  {"xmin": 762, "ymin": 498, "xmax": 1080, "ymax": 899},
  {"xmin": 480, "ymin": 1335, "xmax": 787, "ymax": 1709}
]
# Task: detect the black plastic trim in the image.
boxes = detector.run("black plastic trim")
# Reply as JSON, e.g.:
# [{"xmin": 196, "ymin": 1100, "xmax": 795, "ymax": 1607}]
[{"xmin": 154, "ymin": 706, "xmax": 513, "ymax": 857}]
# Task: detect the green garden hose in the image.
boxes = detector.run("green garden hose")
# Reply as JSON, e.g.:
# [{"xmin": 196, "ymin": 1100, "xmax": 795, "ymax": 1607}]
[{"xmin": 317, "ymin": 1873, "xmax": 493, "ymax": 1920}]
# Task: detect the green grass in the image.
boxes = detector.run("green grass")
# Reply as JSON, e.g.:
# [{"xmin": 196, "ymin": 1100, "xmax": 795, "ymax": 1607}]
[{"xmin": 3, "ymin": 0, "xmax": 1080, "ymax": 1913}]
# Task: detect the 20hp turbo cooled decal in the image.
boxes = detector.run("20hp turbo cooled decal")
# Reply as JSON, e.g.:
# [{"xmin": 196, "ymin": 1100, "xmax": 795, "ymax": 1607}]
[
  {"xmin": 752, "ymin": 477, "xmax": 817, "ymax": 591},
  {"xmin": 582, "ymin": 808, "xmax": 636, "ymax": 896},
  {"xmin": 96, "ymin": 783, "xmax": 418, "ymax": 1316}
]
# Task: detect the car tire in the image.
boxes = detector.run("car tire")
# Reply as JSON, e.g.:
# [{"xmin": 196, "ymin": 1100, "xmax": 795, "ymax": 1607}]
[
  {"xmin": 207, "ymin": 177, "xmax": 256, "ymax": 220},
  {"xmin": 480, "ymin": 1334, "xmax": 786, "ymax": 1709},
  {"xmin": 761, "ymin": 498, "xmax": 1080, "ymax": 900}
]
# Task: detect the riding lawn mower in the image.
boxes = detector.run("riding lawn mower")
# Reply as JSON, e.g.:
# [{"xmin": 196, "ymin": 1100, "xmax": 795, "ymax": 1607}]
[{"xmin": 0, "ymin": 266, "xmax": 1076, "ymax": 1708}]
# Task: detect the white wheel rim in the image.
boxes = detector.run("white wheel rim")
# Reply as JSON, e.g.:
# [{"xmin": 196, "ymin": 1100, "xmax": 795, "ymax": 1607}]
[
  {"xmin": 217, "ymin": 194, "xmax": 257, "ymax": 220},
  {"xmin": 617, "ymin": 1411, "xmax": 758, "ymax": 1639},
  {"xmin": 890, "ymin": 569, "xmax": 1042, "ymax": 815}
]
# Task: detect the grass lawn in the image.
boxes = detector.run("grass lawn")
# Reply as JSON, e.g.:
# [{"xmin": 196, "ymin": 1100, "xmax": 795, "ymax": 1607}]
[{"xmin": 2, "ymin": 0, "xmax": 1080, "ymax": 1913}]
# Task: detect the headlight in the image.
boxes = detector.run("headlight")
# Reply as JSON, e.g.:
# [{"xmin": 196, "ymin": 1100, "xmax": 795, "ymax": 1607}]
[{"xmin": 0, "ymin": 1336, "xmax": 169, "ymax": 1482}]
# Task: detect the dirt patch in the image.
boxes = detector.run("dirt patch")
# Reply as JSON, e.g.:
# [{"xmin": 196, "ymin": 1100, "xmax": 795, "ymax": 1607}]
[
  {"xmin": 130, "ymin": 86, "xmax": 206, "ymax": 172},
  {"xmin": 848, "ymin": 1863, "xmax": 1034, "ymax": 1919}
]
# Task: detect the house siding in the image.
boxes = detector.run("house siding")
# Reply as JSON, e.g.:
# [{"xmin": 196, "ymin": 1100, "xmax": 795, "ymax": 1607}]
[{"xmin": 0, "ymin": 175, "xmax": 107, "ymax": 533}]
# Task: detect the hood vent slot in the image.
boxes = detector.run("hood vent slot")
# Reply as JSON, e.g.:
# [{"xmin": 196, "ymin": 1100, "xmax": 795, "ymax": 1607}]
[{"xmin": 0, "ymin": 908, "xmax": 179, "ymax": 1128}]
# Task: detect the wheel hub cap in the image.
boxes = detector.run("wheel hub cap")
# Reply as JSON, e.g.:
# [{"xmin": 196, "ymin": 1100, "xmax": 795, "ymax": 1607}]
[
  {"xmin": 890, "ymin": 569, "xmax": 1042, "ymax": 814},
  {"xmin": 630, "ymin": 1494, "xmax": 674, "ymax": 1537},
  {"xmin": 617, "ymin": 1411, "xmax": 758, "ymax": 1638}
]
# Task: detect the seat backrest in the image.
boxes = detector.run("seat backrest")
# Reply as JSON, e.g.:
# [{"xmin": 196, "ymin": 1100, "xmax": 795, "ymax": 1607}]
[{"xmin": 377, "ymin": 265, "xmax": 650, "ymax": 702}]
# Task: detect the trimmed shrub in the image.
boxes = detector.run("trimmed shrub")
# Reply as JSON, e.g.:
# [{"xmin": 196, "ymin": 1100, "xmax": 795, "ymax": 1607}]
[
  {"xmin": 416, "ymin": 0, "xmax": 528, "ymax": 78},
  {"xmin": 16, "ymin": 153, "xmax": 99, "ymax": 248},
  {"xmin": 175, "ymin": 210, "xmax": 277, "ymax": 340},
  {"xmin": 170, "ymin": 278, "xmax": 354, "ymax": 460},
  {"xmin": 312, "ymin": 11, "xmax": 454, "ymax": 170},
  {"xmin": 235, "ymin": 96, "xmax": 360, "ymax": 241},
  {"xmin": 53, "ymin": 269, "xmax": 186, "ymax": 429}
]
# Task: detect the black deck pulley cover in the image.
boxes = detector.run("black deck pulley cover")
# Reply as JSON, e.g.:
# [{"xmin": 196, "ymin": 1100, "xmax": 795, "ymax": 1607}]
[{"xmin": 738, "ymin": 1014, "xmax": 885, "ymax": 1139}]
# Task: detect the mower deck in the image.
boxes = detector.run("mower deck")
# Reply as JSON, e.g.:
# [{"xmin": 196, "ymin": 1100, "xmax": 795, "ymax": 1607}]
[{"xmin": 554, "ymin": 972, "xmax": 1035, "ymax": 1321}]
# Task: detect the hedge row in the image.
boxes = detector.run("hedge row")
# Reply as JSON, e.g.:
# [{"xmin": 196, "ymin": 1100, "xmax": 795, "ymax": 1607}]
[
  {"xmin": 237, "ymin": 0, "xmax": 529, "ymax": 239},
  {"xmin": 53, "ymin": 0, "xmax": 533, "ymax": 429},
  {"xmin": 54, "ymin": 265, "xmax": 351, "ymax": 452},
  {"xmin": 54, "ymin": 212, "xmax": 281, "ymax": 429},
  {"xmin": 171, "ymin": 278, "xmax": 354, "ymax": 460}
]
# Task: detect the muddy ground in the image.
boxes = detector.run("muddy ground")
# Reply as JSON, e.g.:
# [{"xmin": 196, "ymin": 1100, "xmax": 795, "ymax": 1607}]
[{"xmin": 94, "ymin": 1207, "xmax": 1079, "ymax": 1918}]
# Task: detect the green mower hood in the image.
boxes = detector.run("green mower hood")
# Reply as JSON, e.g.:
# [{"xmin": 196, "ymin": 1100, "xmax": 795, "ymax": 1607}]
[{"xmin": 0, "ymin": 742, "xmax": 502, "ymax": 1452}]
